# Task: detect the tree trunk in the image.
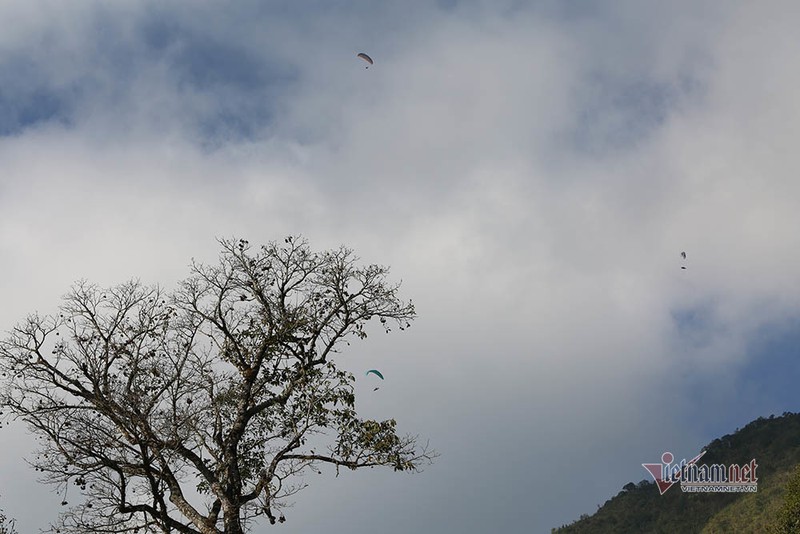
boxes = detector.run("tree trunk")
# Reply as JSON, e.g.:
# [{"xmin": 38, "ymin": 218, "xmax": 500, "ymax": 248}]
[{"xmin": 223, "ymin": 512, "xmax": 244, "ymax": 534}]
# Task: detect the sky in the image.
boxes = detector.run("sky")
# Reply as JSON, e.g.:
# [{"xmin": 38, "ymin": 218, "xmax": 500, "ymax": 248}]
[{"xmin": 1, "ymin": 1, "xmax": 799, "ymax": 532}]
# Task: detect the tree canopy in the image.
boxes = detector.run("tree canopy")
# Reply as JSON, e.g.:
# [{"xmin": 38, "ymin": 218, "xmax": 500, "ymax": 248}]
[
  {"xmin": 0, "ymin": 237, "xmax": 434, "ymax": 534},
  {"xmin": 0, "ymin": 497, "xmax": 17, "ymax": 534}
]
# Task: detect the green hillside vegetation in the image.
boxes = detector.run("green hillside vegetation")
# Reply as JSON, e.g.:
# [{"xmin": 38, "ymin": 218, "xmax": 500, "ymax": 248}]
[
  {"xmin": 774, "ymin": 464, "xmax": 800, "ymax": 533},
  {"xmin": 553, "ymin": 412, "xmax": 800, "ymax": 534}
]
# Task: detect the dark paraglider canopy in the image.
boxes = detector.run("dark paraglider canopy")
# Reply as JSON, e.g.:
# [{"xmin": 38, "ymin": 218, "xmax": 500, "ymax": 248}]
[
  {"xmin": 357, "ymin": 52, "xmax": 374, "ymax": 68},
  {"xmin": 366, "ymin": 369, "xmax": 384, "ymax": 380}
]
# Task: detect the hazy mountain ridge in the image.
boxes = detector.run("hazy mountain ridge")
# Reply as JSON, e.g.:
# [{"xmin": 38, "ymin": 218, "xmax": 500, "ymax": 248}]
[{"xmin": 553, "ymin": 412, "xmax": 800, "ymax": 533}]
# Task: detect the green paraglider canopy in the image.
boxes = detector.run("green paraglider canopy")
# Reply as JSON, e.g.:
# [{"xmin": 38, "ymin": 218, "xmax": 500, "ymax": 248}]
[{"xmin": 365, "ymin": 369, "xmax": 384, "ymax": 380}]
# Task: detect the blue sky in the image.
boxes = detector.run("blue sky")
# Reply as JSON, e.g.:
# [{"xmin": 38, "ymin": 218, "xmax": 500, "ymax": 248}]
[{"xmin": 1, "ymin": 1, "xmax": 800, "ymax": 532}]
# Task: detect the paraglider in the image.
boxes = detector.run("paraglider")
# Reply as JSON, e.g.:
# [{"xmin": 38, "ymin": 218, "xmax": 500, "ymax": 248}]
[
  {"xmin": 681, "ymin": 251, "xmax": 686, "ymax": 259},
  {"xmin": 357, "ymin": 52, "xmax": 374, "ymax": 69},
  {"xmin": 366, "ymin": 369, "xmax": 384, "ymax": 391}
]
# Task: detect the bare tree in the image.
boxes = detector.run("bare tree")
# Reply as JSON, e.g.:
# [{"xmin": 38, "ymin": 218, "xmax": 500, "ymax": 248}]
[
  {"xmin": 0, "ymin": 237, "xmax": 434, "ymax": 533},
  {"xmin": 0, "ymin": 498, "xmax": 17, "ymax": 534}
]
